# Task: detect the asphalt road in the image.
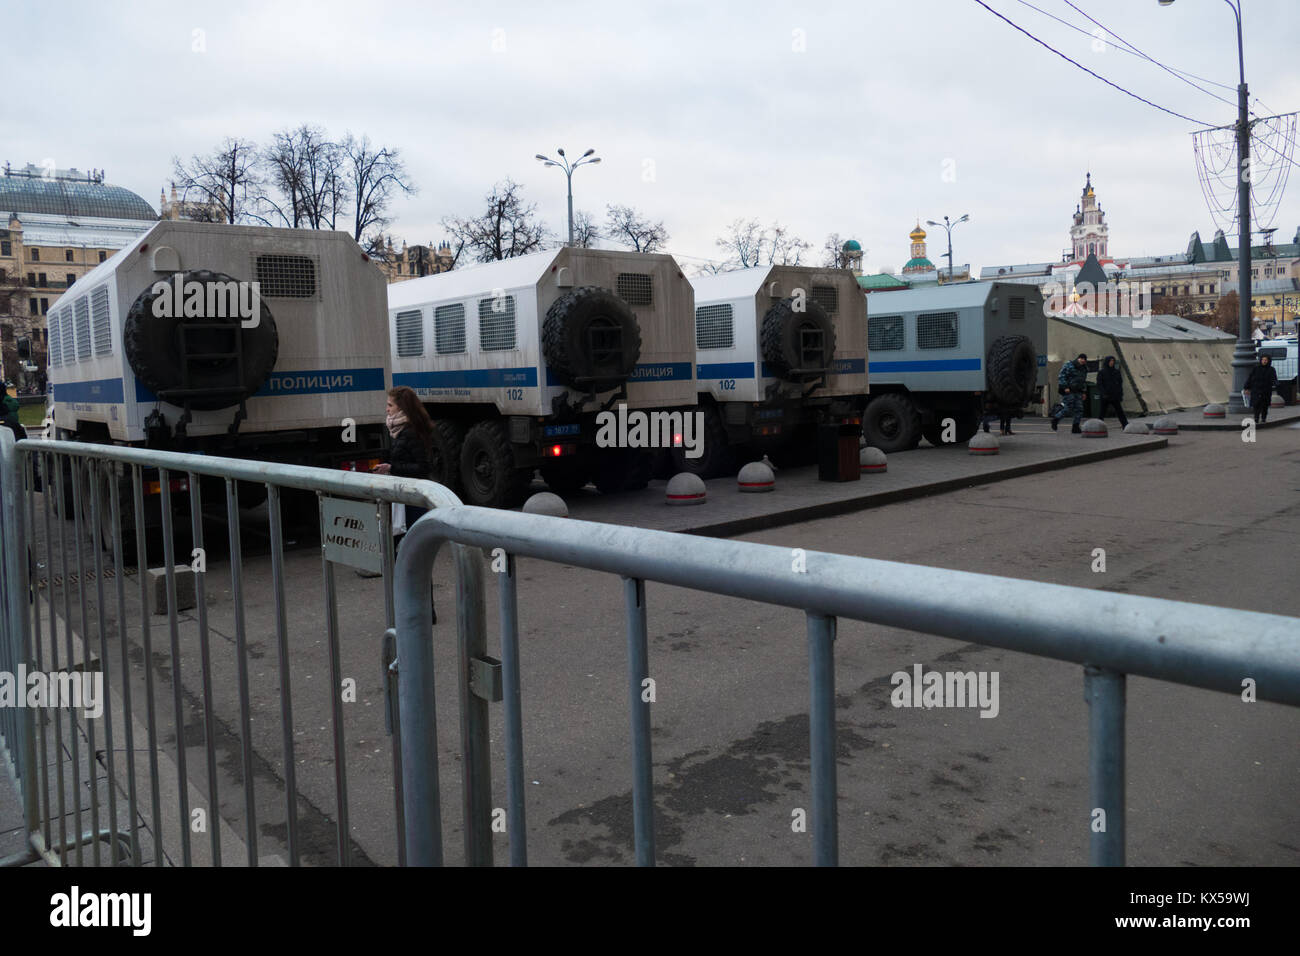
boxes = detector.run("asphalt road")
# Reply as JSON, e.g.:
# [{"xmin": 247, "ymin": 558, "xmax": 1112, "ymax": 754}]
[{"xmin": 21, "ymin": 421, "xmax": 1300, "ymax": 866}]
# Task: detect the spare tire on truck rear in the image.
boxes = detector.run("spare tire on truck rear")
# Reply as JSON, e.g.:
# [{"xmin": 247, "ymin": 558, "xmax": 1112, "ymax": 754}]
[
  {"xmin": 759, "ymin": 296, "xmax": 837, "ymax": 381},
  {"xmin": 986, "ymin": 334, "xmax": 1037, "ymax": 407},
  {"xmin": 124, "ymin": 269, "xmax": 279, "ymax": 410},
  {"xmin": 542, "ymin": 286, "xmax": 641, "ymax": 391}
]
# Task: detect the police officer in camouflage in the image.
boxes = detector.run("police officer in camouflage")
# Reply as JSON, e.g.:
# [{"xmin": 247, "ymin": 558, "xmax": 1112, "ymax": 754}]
[{"xmin": 1052, "ymin": 353, "xmax": 1089, "ymax": 433}]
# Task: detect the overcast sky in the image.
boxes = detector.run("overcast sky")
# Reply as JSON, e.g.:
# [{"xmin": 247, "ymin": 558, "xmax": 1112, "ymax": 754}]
[{"xmin": 9, "ymin": 0, "xmax": 1299, "ymax": 273}]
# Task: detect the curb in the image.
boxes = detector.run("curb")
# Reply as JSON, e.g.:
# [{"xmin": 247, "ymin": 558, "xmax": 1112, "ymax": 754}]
[{"xmin": 682, "ymin": 437, "xmax": 1168, "ymax": 539}]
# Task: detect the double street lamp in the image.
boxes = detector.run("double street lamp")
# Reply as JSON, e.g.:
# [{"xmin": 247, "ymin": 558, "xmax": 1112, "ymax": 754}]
[
  {"xmin": 535, "ymin": 148, "xmax": 601, "ymax": 247},
  {"xmin": 1159, "ymin": 0, "xmax": 1255, "ymax": 413},
  {"xmin": 925, "ymin": 213, "xmax": 969, "ymax": 281}
]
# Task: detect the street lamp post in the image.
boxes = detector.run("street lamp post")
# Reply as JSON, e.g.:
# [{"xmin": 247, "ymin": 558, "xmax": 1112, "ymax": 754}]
[
  {"xmin": 535, "ymin": 148, "xmax": 601, "ymax": 246},
  {"xmin": 1160, "ymin": 0, "xmax": 1253, "ymax": 413},
  {"xmin": 925, "ymin": 214, "xmax": 969, "ymax": 281}
]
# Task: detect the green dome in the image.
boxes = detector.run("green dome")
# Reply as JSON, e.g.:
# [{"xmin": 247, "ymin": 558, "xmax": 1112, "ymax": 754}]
[
  {"xmin": 842, "ymin": 239, "xmax": 862, "ymax": 252},
  {"xmin": 903, "ymin": 257, "xmax": 934, "ymax": 271}
]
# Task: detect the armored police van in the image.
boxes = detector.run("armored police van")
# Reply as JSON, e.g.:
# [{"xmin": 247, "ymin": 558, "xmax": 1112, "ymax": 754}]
[
  {"xmin": 46, "ymin": 220, "xmax": 391, "ymax": 539},
  {"xmin": 861, "ymin": 281, "xmax": 1047, "ymax": 451},
  {"xmin": 388, "ymin": 247, "xmax": 696, "ymax": 507},
  {"xmin": 682, "ymin": 265, "xmax": 868, "ymax": 477}
]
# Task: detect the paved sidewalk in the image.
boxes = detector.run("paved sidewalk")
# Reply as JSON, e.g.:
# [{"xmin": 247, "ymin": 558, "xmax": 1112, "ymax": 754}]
[
  {"xmin": 1129, "ymin": 402, "xmax": 1300, "ymax": 431},
  {"xmin": 554, "ymin": 419, "xmax": 1169, "ymax": 537}
]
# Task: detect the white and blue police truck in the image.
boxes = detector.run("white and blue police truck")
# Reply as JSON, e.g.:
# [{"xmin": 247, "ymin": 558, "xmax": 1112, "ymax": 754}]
[
  {"xmin": 861, "ymin": 281, "xmax": 1048, "ymax": 450},
  {"xmin": 682, "ymin": 265, "xmax": 868, "ymax": 477},
  {"xmin": 388, "ymin": 247, "xmax": 696, "ymax": 507},
  {"xmin": 46, "ymin": 220, "xmax": 391, "ymax": 539}
]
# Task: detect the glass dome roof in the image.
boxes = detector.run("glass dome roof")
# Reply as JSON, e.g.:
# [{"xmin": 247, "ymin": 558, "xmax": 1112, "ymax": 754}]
[{"xmin": 1, "ymin": 175, "xmax": 156, "ymax": 221}]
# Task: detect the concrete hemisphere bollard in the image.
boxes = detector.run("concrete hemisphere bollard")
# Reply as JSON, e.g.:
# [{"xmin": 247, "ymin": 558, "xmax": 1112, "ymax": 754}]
[
  {"xmin": 522, "ymin": 491, "xmax": 569, "ymax": 517},
  {"xmin": 1152, "ymin": 416, "xmax": 1179, "ymax": 435},
  {"xmin": 1123, "ymin": 422, "xmax": 1151, "ymax": 435},
  {"xmin": 666, "ymin": 472, "xmax": 707, "ymax": 506},
  {"xmin": 1270, "ymin": 394, "xmax": 1285, "ymax": 408},
  {"xmin": 736, "ymin": 460, "xmax": 775, "ymax": 493},
  {"xmin": 968, "ymin": 432, "xmax": 999, "ymax": 455},
  {"xmin": 859, "ymin": 447, "xmax": 887, "ymax": 473},
  {"xmin": 1203, "ymin": 403, "xmax": 1225, "ymax": 418},
  {"xmin": 1081, "ymin": 418, "xmax": 1108, "ymax": 438}
]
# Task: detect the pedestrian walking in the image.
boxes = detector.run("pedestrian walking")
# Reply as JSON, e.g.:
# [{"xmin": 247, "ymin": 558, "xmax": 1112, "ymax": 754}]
[
  {"xmin": 1243, "ymin": 354, "xmax": 1278, "ymax": 424},
  {"xmin": 2, "ymin": 382, "xmax": 26, "ymax": 440},
  {"xmin": 1096, "ymin": 356, "xmax": 1129, "ymax": 429},
  {"xmin": 1051, "ymin": 353, "xmax": 1089, "ymax": 433},
  {"xmin": 980, "ymin": 395, "xmax": 1015, "ymax": 436}
]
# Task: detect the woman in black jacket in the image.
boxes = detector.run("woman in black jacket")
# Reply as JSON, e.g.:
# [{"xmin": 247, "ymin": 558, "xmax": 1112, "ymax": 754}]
[
  {"xmin": 1096, "ymin": 356, "xmax": 1129, "ymax": 429},
  {"xmin": 373, "ymin": 385, "xmax": 434, "ymax": 532}
]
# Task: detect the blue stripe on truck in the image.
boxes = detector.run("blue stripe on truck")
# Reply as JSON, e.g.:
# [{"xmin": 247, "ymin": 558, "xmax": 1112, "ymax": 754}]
[
  {"xmin": 868, "ymin": 358, "xmax": 982, "ymax": 373},
  {"xmin": 697, "ymin": 362, "xmax": 755, "ymax": 380},
  {"xmin": 395, "ymin": 367, "xmax": 539, "ymax": 389},
  {"xmin": 129, "ymin": 367, "xmax": 387, "ymax": 402},
  {"xmin": 543, "ymin": 362, "xmax": 694, "ymax": 386},
  {"xmin": 52, "ymin": 377, "xmax": 125, "ymax": 404}
]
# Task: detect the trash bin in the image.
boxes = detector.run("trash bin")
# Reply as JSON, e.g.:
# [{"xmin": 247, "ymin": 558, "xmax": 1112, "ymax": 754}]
[
  {"xmin": 818, "ymin": 422, "xmax": 861, "ymax": 482},
  {"xmin": 1086, "ymin": 383, "xmax": 1101, "ymax": 419}
]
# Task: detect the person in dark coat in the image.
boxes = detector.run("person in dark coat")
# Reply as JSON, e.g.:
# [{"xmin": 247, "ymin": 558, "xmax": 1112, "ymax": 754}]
[
  {"xmin": 2, "ymin": 382, "xmax": 26, "ymax": 440},
  {"xmin": 372, "ymin": 385, "xmax": 434, "ymax": 535},
  {"xmin": 1096, "ymin": 356, "xmax": 1129, "ymax": 429},
  {"xmin": 1244, "ymin": 354, "xmax": 1278, "ymax": 424}
]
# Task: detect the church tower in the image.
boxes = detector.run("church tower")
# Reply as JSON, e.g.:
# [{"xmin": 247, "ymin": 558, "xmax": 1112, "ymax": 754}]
[
  {"xmin": 902, "ymin": 222, "xmax": 934, "ymax": 274},
  {"xmin": 1069, "ymin": 172, "xmax": 1109, "ymax": 262}
]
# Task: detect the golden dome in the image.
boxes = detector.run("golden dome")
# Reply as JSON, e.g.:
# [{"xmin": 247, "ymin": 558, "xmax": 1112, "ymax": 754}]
[{"xmin": 909, "ymin": 223, "xmax": 926, "ymax": 241}]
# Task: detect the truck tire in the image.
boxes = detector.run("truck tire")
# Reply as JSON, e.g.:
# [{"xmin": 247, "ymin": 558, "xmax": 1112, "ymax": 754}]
[
  {"xmin": 759, "ymin": 297, "xmax": 836, "ymax": 381},
  {"xmin": 669, "ymin": 402, "xmax": 735, "ymax": 478},
  {"xmin": 543, "ymin": 286, "xmax": 641, "ymax": 391},
  {"xmin": 862, "ymin": 393, "xmax": 921, "ymax": 453},
  {"xmin": 922, "ymin": 404, "xmax": 981, "ymax": 447},
  {"xmin": 428, "ymin": 419, "xmax": 464, "ymax": 494},
  {"xmin": 592, "ymin": 448, "xmax": 654, "ymax": 494},
  {"xmin": 124, "ymin": 270, "xmax": 279, "ymax": 410},
  {"xmin": 459, "ymin": 420, "xmax": 531, "ymax": 508},
  {"xmin": 986, "ymin": 335, "xmax": 1038, "ymax": 407}
]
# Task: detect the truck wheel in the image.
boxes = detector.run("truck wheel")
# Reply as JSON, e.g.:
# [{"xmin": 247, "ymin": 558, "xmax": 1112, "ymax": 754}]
[
  {"xmin": 124, "ymin": 270, "xmax": 279, "ymax": 410},
  {"xmin": 923, "ymin": 406, "xmax": 981, "ymax": 446},
  {"xmin": 759, "ymin": 297, "xmax": 837, "ymax": 381},
  {"xmin": 669, "ymin": 403, "xmax": 735, "ymax": 478},
  {"xmin": 986, "ymin": 335, "xmax": 1038, "ymax": 407},
  {"xmin": 429, "ymin": 419, "xmax": 464, "ymax": 494},
  {"xmin": 460, "ymin": 420, "xmax": 530, "ymax": 508},
  {"xmin": 862, "ymin": 394, "xmax": 920, "ymax": 453},
  {"xmin": 543, "ymin": 286, "xmax": 642, "ymax": 391}
]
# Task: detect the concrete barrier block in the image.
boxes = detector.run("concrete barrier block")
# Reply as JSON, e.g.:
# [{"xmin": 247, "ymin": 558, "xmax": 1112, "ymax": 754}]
[
  {"xmin": 1082, "ymin": 418, "xmax": 1108, "ymax": 438},
  {"xmin": 523, "ymin": 492, "xmax": 568, "ymax": 517},
  {"xmin": 666, "ymin": 473, "xmax": 707, "ymax": 506},
  {"xmin": 737, "ymin": 461, "xmax": 775, "ymax": 493},
  {"xmin": 859, "ymin": 447, "xmax": 887, "ymax": 473},
  {"xmin": 147, "ymin": 565, "xmax": 196, "ymax": 616}
]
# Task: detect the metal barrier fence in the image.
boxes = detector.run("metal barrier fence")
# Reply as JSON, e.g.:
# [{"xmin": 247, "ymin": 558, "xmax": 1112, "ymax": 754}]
[
  {"xmin": 0, "ymin": 430, "xmax": 462, "ymax": 867},
  {"xmin": 3, "ymin": 431, "xmax": 1299, "ymax": 866}
]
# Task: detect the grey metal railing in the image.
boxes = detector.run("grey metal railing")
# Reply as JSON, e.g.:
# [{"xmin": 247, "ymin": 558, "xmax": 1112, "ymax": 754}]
[
  {"xmin": 4, "ymin": 430, "xmax": 1299, "ymax": 867},
  {"xmin": 0, "ymin": 431, "xmax": 463, "ymax": 867},
  {"xmin": 392, "ymin": 504, "xmax": 1300, "ymax": 867}
]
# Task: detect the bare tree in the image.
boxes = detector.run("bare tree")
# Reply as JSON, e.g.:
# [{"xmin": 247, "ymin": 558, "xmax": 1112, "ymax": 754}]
[
  {"xmin": 170, "ymin": 138, "xmax": 263, "ymax": 224},
  {"xmin": 765, "ymin": 223, "xmax": 810, "ymax": 266},
  {"xmin": 1209, "ymin": 290, "xmax": 1240, "ymax": 334},
  {"xmin": 571, "ymin": 210, "xmax": 599, "ymax": 249},
  {"xmin": 821, "ymin": 233, "xmax": 861, "ymax": 269},
  {"xmin": 606, "ymin": 204, "xmax": 669, "ymax": 253},
  {"xmin": 262, "ymin": 125, "xmax": 345, "ymax": 230},
  {"xmin": 715, "ymin": 218, "xmax": 766, "ymax": 268},
  {"xmin": 1151, "ymin": 291, "xmax": 1199, "ymax": 319},
  {"xmin": 441, "ymin": 180, "xmax": 551, "ymax": 264},
  {"xmin": 343, "ymin": 134, "xmax": 416, "ymax": 242}
]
